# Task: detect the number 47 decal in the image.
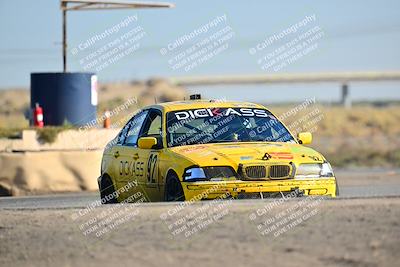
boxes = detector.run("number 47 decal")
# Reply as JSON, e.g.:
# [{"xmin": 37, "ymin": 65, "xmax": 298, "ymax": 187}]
[{"xmin": 147, "ymin": 153, "xmax": 158, "ymax": 184}]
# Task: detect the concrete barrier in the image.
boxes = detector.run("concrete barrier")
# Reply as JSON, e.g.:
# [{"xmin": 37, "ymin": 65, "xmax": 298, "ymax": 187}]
[
  {"xmin": 0, "ymin": 151, "xmax": 102, "ymax": 196},
  {"xmin": 0, "ymin": 129, "xmax": 119, "ymax": 152},
  {"xmin": 0, "ymin": 129, "xmax": 119, "ymax": 196}
]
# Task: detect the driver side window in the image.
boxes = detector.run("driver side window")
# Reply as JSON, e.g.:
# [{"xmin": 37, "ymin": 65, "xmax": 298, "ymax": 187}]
[
  {"xmin": 147, "ymin": 115, "xmax": 162, "ymax": 136},
  {"xmin": 118, "ymin": 110, "xmax": 148, "ymax": 146},
  {"xmin": 140, "ymin": 109, "xmax": 163, "ymax": 147}
]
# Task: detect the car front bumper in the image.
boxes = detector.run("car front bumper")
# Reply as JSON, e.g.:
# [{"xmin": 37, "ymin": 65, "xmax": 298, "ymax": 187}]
[{"xmin": 182, "ymin": 177, "xmax": 337, "ymax": 200}]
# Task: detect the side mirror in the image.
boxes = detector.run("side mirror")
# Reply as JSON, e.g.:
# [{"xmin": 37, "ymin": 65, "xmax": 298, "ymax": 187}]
[
  {"xmin": 138, "ymin": 137, "xmax": 157, "ymax": 149},
  {"xmin": 297, "ymin": 132, "xmax": 312, "ymax": 145}
]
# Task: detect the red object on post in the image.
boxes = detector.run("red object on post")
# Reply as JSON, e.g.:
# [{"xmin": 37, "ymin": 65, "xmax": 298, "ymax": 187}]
[
  {"xmin": 33, "ymin": 103, "xmax": 44, "ymax": 128},
  {"xmin": 103, "ymin": 110, "xmax": 111, "ymax": 129}
]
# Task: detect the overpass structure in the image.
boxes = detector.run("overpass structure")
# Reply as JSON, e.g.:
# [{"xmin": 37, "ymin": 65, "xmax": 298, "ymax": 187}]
[{"xmin": 168, "ymin": 71, "xmax": 400, "ymax": 108}]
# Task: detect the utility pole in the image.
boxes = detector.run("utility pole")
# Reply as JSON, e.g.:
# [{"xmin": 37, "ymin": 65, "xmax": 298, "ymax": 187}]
[{"xmin": 62, "ymin": 1, "xmax": 67, "ymax": 72}]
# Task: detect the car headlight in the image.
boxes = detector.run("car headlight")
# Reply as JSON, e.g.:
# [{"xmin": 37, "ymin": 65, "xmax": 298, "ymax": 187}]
[
  {"xmin": 295, "ymin": 162, "xmax": 334, "ymax": 179},
  {"xmin": 320, "ymin": 162, "xmax": 334, "ymax": 177},
  {"xmin": 183, "ymin": 166, "xmax": 237, "ymax": 182},
  {"xmin": 184, "ymin": 167, "xmax": 207, "ymax": 181}
]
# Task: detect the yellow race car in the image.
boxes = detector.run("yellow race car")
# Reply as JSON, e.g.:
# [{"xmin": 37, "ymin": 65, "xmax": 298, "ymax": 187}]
[{"xmin": 98, "ymin": 96, "xmax": 337, "ymax": 203}]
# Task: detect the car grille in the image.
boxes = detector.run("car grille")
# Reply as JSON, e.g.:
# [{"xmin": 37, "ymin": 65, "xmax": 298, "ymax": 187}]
[
  {"xmin": 243, "ymin": 164, "xmax": 291, "ymax": 179},
  {"xmin": 245, "ymin": 166, "xmax": 267, "ymax": 179},
  {"xmin": 269, "ymin": 165, "xmax": 291, "ymax": 179}
]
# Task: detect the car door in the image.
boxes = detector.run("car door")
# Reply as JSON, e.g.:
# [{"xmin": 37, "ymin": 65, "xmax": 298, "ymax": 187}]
[
  {"xmin": 112, "ymin": 110, "xmax": 149, "ymax": 201},
  {"xmin": 108, "ymin": 117, "xmax": 132, "ymax": 195},
  {"xmin": 137, "ymin": 109, "xmax": 164, "ymax": 202}
]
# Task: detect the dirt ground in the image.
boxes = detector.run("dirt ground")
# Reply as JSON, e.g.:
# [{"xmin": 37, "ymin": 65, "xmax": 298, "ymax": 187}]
[{"xmin": 0, "ymin": 197, "xmax": 399, "ymax": 267}]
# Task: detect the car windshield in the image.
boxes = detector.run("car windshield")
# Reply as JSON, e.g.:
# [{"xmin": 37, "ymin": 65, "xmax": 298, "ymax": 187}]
[{"xmin": 166, "ymin": 107, "xmax": 295, "ymax": 147}]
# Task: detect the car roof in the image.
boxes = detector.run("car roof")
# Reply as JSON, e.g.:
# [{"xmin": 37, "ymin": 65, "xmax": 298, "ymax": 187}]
[{"xmin": 147, "ymin": 100, "xmax": 266, "ymax": 112}]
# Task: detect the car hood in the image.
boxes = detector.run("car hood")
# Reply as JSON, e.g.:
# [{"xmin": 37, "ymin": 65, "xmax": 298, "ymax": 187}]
[{"xmin": 169, "ymin": 142, "xmax": 325, "ymax": 167}]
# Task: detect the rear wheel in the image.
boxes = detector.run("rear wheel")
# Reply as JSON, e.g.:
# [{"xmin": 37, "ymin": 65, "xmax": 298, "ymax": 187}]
[
  {"xmin": 99, "ymin": 175, "xmax": 118, "ymax": 204},
  {"xmin": 164, "ymin": 172, "xmax": 185, "ymax": 201}
]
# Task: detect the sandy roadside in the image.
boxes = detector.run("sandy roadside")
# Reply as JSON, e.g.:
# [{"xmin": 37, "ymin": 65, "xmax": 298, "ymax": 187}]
[{"xmin": 0, "ymin": 197, "xmax": 399, "ymax": 267}]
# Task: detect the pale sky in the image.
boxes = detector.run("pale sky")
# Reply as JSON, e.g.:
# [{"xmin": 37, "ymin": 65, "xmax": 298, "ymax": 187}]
[{"xmin": 0, "ymin": 0, "xmax": 399, "ymax": 102}]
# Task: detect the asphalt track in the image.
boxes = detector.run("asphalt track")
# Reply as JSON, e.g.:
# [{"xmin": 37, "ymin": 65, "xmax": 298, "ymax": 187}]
[
  {"xmin": 1, "ymin": 184, "xmax": 400, "ymax": 210},
  {"xmin": 1, "ymin": 168, "xmax": 399, "ymax": 209},
  {"xmin": 1, "ymin": 170, "xmax": 400, "ymax": 267}
]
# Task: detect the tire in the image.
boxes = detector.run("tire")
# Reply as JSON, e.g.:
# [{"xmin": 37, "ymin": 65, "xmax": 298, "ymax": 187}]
[
  {"xmin": 99, "ymin": 175, "xmax": 118, "ymax": 204},
  {"xmin": 335, "ymin": 180, "xmax": 339, "ymax": 197},
  {"xmin": 164, "ymin": 172, "xmax": 185, "ymax": 201}
]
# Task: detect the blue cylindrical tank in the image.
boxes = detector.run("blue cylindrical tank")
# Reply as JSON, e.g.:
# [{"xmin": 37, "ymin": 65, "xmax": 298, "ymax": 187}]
[{"xmin": 30, "ymin": 72, "xmax": 97, "ymax": 126}]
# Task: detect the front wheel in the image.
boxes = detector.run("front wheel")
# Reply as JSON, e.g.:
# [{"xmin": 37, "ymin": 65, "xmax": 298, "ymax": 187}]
[
  {"xmin": 335, "ymin": 180, "xmax": 339, "ymax": 197},
  {"xmin": 164, "ymin": 173, "xmax": 185, "ymax": 201},
  {"xmin": 99, "ymin": 175, "xmax": 118, "ymax": 204}
]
